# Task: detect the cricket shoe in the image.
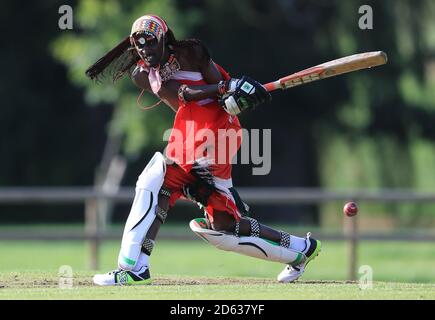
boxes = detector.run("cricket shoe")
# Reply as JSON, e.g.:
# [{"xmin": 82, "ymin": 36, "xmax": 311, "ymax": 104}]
[
  {"xmin": 93, "ymin": 265, "xmax": 151, "ymax": 286},
  {"xmin": 277, "ymin": 233, "xmax": 322, "ymax": 283}
]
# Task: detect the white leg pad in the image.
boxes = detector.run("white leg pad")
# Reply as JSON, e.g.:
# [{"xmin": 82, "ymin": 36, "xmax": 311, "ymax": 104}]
[
  {"xmin": 189, "ymin": 218, "xmax": 306, "ymax": 265},
  {"xmin": 118, "ymin": 152, "xmax": 166, "ymax": 270}
]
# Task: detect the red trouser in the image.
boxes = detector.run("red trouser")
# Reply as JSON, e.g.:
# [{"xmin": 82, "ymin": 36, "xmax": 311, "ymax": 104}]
[{"xmin": 163, "ymin": 163, "xmax": 241, "ymax": 224}]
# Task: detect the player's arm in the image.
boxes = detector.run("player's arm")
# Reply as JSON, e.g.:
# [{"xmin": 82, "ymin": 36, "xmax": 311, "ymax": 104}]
[
  {"xmin": 146, "ymin": 62, "xmax": 223, "ymax": 105},
  {"xmin": 131, "ymin": 43, "xmax": 240, "ymax": 107},
  {"xmin": 155, "ymin": 65, "xmax": 223, "ymax": 106},
  {"xmin": 180, "ymin": 60, "xmax": 222, "ymax": 101},
  {"xmin": 180, "ymin": 44, "xmax": 272, "ymax": 115},
  {"xmin": 166, "ymin": 43, "xmax": 229, "ymax": 102},
  {"xmin": 167, "ymin": 41, "xmax": 225, "ymax": 102},
  {"xmin": 130, "ymin": 60, "xmax": 221, "ymax": 108}
]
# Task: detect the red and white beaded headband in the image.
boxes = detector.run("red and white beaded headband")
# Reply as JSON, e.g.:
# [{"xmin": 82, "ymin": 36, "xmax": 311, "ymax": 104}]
[{"xmin": 130, "ymin": 15, "xmax": 168, "ymax": 39}]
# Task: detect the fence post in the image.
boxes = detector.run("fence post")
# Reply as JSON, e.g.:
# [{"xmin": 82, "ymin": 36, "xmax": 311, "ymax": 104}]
[
  {"xmin": 345, "ymin": 215, "xmax": 358, "ymax": 281},
  {"xmin": 85, "ymin": 198, "xmax": 99, "ymax": 270}
]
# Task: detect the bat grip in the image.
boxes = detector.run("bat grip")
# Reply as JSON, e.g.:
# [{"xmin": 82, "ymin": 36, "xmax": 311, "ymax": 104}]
[{"xmin": 263, "ymin": 81, "xmax": 280, "ymax": 92}]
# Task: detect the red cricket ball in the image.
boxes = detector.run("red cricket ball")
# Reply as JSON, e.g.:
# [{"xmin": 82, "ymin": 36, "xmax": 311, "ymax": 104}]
[{"xmin": 344, "ymin": 202, "xmax": 358, "ymax": 217}]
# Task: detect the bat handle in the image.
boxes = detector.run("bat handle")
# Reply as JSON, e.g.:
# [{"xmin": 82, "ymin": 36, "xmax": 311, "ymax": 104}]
[{"xmin": 263, "ymin": 81, "xmax": 281, "ymax": 92}]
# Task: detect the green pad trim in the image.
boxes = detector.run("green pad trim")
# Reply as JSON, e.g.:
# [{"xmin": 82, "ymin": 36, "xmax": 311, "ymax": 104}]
[
  {"xmin": 122, "ymin": 256, "xmax": 136, "ymax": 266},
  {"xmin": 290, "ymin": 253, "xmax": 304, "ymax": 265}
]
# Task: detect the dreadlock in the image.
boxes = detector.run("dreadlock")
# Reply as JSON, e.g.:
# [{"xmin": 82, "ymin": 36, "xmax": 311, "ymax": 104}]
[
  {"xmin": 165, "ymin": 28, "xmax": 211, "ymax": 63},
  {"xmin": 85, "ymin": 28, "xmax": 211, "ymax": 83},
  {"xmin": 85, "ymin": 36, "xmax": 140, "ymax": 82}
]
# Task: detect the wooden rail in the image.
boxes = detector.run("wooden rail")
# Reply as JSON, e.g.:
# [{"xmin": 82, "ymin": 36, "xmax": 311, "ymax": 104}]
[{"xmin": 1, "ymin": 187, "xmax": 434, "ymax": 280}]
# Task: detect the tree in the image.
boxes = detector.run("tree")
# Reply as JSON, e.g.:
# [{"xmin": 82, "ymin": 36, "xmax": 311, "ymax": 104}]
[
  {"xmin": 52, "ymin": 0, "xmax": 202, "ymax": 157},
  {"xmin": 52, "ymin": 0, "xmax": 202, "ymax": 225}
]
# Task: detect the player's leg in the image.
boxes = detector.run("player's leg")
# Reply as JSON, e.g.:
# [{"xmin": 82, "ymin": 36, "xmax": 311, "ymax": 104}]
[
  {"xmin": 93, "ymin": 152, "xmax": 170, "ymax": 286},
  {"xmin": 184, "ymin": 155, "xmax": 321, "ymax": 282},
  {"xmin": 213, "ymin": 211, "xmax": 321, "ymax": 282},
  {"xmin": 190, "ymin": 195, "xmax": 321, "ymax": 283},
  {"xmin": 212, "ymin": 211, "xmax": 309, "ymax": 251}
]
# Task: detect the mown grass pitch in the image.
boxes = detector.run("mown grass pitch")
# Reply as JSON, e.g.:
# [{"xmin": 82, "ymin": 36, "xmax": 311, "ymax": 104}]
[
  {"xmin": 1, "ymin": 272, "xmax": 434, "ymax": 299},
  {"xmin": 0, "ymin": 240, "xmax": 434, "ymax": 299}
]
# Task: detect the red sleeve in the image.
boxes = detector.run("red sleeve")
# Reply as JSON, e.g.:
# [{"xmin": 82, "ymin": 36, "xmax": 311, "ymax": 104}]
[{"xmin": 214, "ymin": 63, "xmax": 231, "ymax": 81}]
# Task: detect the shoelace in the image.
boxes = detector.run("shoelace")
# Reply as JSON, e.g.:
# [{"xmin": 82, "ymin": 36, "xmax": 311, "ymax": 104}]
[
  {"xmin": 302, "ymin": 232, "xmax": 312, "ymax": 254},
  {"xmin": 108, "ymin": 269, "xmax": 122, "ymax": 275}
]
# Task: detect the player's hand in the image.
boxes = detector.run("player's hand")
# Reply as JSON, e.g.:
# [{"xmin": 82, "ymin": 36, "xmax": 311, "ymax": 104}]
[
  {"xmin": 222, "ymin": 76, "xmax": 272, "ymax": 116},
  {"xmin": 225, "ymin": 78, "xmax": 241, "ymax": 93}
]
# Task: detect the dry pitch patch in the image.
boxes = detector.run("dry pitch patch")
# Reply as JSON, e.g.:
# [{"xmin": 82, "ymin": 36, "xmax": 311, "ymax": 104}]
[
  {"xmin": 0, "ymin": 272, "xmax": 433, "ymax": 300},
  {"xmin": 0, "ymin": 272, "xmax": 352, "ymax": 288}
]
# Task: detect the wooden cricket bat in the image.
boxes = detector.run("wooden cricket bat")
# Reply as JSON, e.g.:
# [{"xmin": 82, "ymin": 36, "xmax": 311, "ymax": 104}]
[{"xmin": 263, "ymin": 51, "xmax": 388, "ymax": 92}]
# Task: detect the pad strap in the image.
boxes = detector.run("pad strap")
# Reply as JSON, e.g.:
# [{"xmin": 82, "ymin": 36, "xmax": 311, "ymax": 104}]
[
  {"xmin": 279, "ymin": 231, "xmax": 291, "ymax": 248},
  {"xmin": 141, "ymin": 238, "xmax": 155, "ymax": 256},
  {"xmin": 247, "ymin": 217, "xmax": 260, "ymax": 237},
  {"xmin": 234, "ymin": 221, "xmax": 241, "ymax": 237},
  {"xmin": 156, "ymin": 187, "xmax": 171, "ymax": 223}
]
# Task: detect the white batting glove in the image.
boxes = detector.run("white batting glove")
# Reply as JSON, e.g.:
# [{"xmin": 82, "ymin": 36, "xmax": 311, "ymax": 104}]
[
  {"xmin": 223, "ymin": 95, "xmax": 242, "ymax": 115},
  {"xmin": 226, "ymin": 78, "xmax": 240, "ymax": 94}
]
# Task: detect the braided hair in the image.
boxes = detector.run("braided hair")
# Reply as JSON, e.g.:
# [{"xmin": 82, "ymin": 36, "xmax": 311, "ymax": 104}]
[
  {"xmin": 85, "ymin": 36, "xmax": 139, "ymax": 82},
  {"xmin": 165, "ymin": 29, "xmax": 211, "ymax": 64},
  {"xmin": 85, "ymin": 28, "xmax": 210, "ymax": 82}
]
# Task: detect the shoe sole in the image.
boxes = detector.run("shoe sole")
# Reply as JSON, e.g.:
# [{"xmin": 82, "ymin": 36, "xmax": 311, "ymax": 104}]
[
  {"xmin": 128, "ymin": 278, "xmax": 152, "ymax": 285},
  {"xmin": 93, "ymin": 276, "xmax": 152, "ymax": 286}
]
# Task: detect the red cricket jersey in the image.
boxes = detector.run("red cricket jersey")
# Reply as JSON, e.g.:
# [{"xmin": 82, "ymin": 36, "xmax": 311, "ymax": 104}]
[{"xmin": 165, "ymin": 64, "xmax": 242, "ymax": 179}]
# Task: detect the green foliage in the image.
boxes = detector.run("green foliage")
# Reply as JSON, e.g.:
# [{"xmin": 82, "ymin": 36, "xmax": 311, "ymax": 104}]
[
  {"xmin": 311, "ymin": 0, "xmax": 435, "ymax": 224},
  {"xmin": 48, "ymin": 0, "xmax": 435, "ymax": 225},
  {"xmin": 51, "ymin": 0, "xmax": 202, "ymax": 156}
]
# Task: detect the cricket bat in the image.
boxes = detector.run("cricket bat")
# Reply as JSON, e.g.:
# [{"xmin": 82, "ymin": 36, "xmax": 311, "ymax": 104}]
[{"xmin": 263, "ymin": 51, "xmax": 388, "ymax": 92}]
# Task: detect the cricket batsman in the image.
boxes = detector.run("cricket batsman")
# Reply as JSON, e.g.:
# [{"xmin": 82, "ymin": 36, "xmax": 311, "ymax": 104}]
[{"xmin": 86, "ymin": 14, "xmax": 321, "ymax": 285}]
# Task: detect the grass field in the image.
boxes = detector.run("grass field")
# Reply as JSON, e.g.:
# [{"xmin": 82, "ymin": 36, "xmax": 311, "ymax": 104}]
[{"xmin": 0, "ymin": 239, "xmax": 434, "ymax": 299}]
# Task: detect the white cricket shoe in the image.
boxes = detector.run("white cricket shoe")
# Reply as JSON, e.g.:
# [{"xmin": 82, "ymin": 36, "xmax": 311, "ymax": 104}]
[
  {"xmin": 93, "ymin": 265, "xmax": 151, "ymax": 286},
  {"xmin": 277, "ymin": 233, "xmax": 322, "ymax": 283}
]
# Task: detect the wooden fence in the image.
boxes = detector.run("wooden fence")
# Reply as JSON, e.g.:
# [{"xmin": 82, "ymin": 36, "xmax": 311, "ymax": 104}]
[{"xmin": 1, "ymin": 187, "xmax": 434, "ymax": 280}]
